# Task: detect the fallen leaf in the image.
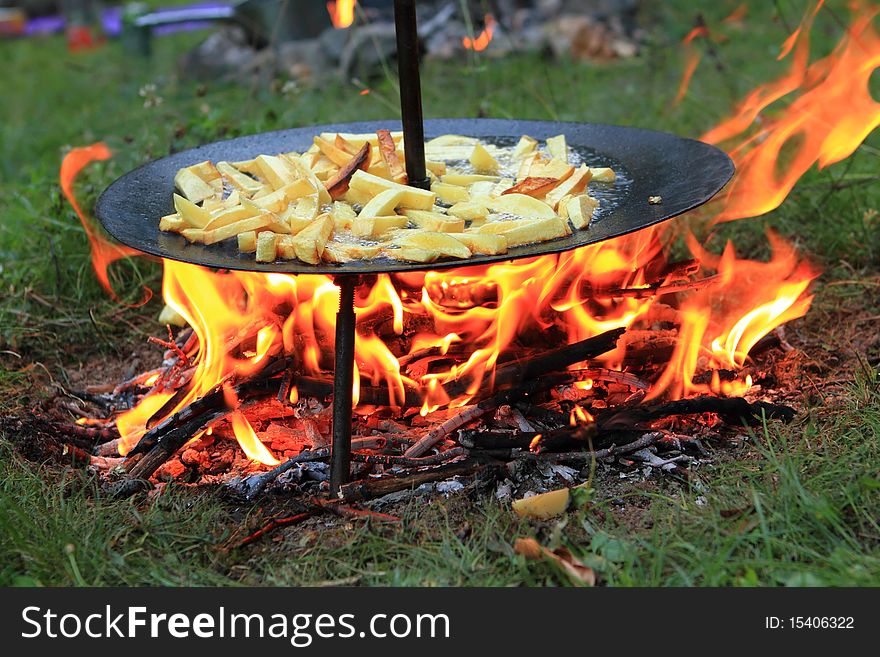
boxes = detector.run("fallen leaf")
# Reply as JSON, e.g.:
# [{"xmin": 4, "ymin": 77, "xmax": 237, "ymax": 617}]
[{"xmin": 514, "ymin": 537, "xmax": 596, "ymax": 586}]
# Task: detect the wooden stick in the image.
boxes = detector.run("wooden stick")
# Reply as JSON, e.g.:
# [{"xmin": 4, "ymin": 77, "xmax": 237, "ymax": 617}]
[
  {"xmin": 596, "ymin": 395, "xmax": 796, "ymax": 429},
  {"xmin": 351, "ymin": 446, "xmax": 468, "ymax": 467},
  {"xmin": 338, "ymin": 459, "xmax": 481, "ymax": 502},
  {"xmin": 237, "ymin": 512, "xmax": 313, "ymax": 548}
]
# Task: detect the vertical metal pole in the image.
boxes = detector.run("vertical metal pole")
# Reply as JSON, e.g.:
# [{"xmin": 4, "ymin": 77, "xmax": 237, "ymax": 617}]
[
  {"xmin": 393, "ymin": 0, "xmax": 430, "ymax": 190},
  {"xmin": 330, "ymin": 275, "xmax": 357, "ymax": 497}
]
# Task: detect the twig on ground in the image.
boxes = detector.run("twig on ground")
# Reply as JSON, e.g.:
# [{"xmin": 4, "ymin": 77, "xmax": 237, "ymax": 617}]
[{"xmin": 237, "ymin": 512, "xmax": 313, "ymax": 548}]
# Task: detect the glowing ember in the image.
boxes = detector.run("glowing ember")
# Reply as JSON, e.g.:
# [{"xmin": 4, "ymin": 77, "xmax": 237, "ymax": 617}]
[{"xmin": 463, "ymin": 14, "xmax": 496, "ymax": 52}]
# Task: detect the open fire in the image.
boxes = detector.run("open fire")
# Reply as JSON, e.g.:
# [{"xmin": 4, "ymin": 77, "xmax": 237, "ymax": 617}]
[{"xmin": 58, "ymin": 1, "xmax": 878, "ymax": 498}]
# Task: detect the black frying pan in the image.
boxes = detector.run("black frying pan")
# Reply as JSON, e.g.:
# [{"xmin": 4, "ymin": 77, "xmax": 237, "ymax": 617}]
[{"xmin": 95, "ymin": 118, "xmax": 733, "ymax": 274}]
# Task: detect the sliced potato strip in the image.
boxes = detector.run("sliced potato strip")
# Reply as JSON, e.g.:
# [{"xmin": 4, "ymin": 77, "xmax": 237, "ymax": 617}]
[
  {"xmin": 393, "ymin": 230, "xmax": 471, "ymax": 259},
  {"xmin": 255, "ymin": 231, "xmax": 278, "ymax": 262},
  {"xmin": 353, "ymin": 214, "xmax": 408, "ymax": 239},
  {"xmin": 383, "ymin": 246, "xmax": 440, "ymax": 263},
  {"xmin": 173, "ymin": 193, "xmax": 211, "ymax": 228},
  {"xmin": 237, "ymin": 231, "xmax": 257, "ymax": 253},
  {"xmin": 174, "ymin": 169, "xmax": 215, "ymax": 204},
  {"xmin": 431, "ymin": 181, "xmax": 470, "ymax": 205},
  {"xmin": 401, "ymin": 209, "xmax": 465, "ymax": 233},
  {"xmin": 502, "ymin": 176, "xmax": 561, "ymax": 198},
  {"xmin": 203, "ymin": 214, "xmax": 274, "ymax": 245},
  {"xmin": 470, "ymin": 142, "xmax": 499, "ymax": 173},
  {"xmin": 448, "ymin": 232, "xmax": 508, "ymax": 255},
  {"xmin": 567, "ymin": 195, "xmax": 600, "ymax": 229},
  {"xmin": 349, "ymin": 170, "xmax": 435, "ymax": 210},
  {"xmin": 546, "ymin": 134, "xmax": 568, "ymax": 163},
  {"xmin": 487, "ymin": 193, "xmax": 557, "ymax": 219},
  {"xmin": 475, "ymin": 216, "xmax": 569, "ymax": 246},
  {"xmin": 168, "ymin": 132, "xmax": 616, "ymax": 266}
]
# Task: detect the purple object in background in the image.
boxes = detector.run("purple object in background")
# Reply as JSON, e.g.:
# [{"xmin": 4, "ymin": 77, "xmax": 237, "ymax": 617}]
[{"xmin": 23, "ymin": 2, "xmax": 230, "ymax": 37}]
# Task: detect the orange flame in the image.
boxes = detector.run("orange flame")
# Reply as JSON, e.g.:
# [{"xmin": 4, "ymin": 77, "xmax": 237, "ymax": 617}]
[
  {"xmin": 463, "ymin": 14, "xmax": 496, "ymax": 52},
  {"xmin": 230, "ymin": 411, "xmax": 280, "ymax": 466},
  {"xmin": 703, "ymin": 1, "xmax": 880, "ymax": 222},
  {"xmin": 59, "ymin": 144, "xmax": 151, "ymax": 305},
  {"xmin": 673, "ymin": 25, "xmax": 709, "ymax": 107},
  {"xmin": 327, "ymin": 0, "xmax": 356, "ymax": 29},
  {"xmin": 61, "ymin": 1, "xmax": 880, "ymax": 469}
]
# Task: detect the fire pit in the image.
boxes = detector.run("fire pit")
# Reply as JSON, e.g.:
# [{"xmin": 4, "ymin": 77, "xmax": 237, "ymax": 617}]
[{"xmin": 46, "ymin": 1, "xmax": 821, "ymax": 520}]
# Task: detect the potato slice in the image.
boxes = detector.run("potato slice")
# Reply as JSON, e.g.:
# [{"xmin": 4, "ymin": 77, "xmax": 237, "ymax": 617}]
[
  {"xmin": 174, "ymin": 169, "xmax": 216, "ymax": 204},
  {"xmin": 470, "ymin": 142, "xmax": 499, "ymax": 173},
  {"xmin": 282, "ymin": 154, "xmax": 332, "ymax": 204},
  {"xmin": 287, "ymin": 194, "xmax": 320, "ymax": 221},
  {"xmin": 359, "ymin": 189, "xmax": 405, "ymax": 218},
  {"xmin": 334, "ymin": 133, "xmax": 358, "ymax": 154},
  {"xmin": 255, "ymin": 154, "xmax": 299, "ymax": 190},
  {"xmin": 468, "ymin": 181, "xmax": 496, "ymax": 199},
  {"xmin": 323, "ymin": 242, "xmax": 382, "ymax": 263},
  {"xmin": 310, "ymin": 156, "xmax": 338, "ymax": 181},
  {"xmin": 441, "ymin": 173, "xmax": 499, "ymax": 186},
  {"xmin": 216, "ymin": 162, "xmax": 263, "ymax": 195},
  {"xmin": 203, "ymin": 214, "xmax": 274, "ymax": 245},
  {"xmin": 331, "ymin": 201, "xmax": 357, "ymax": 232},
  {"xmin": 545, "ymin": 165, "xmax": 592, "ymax": 210},
  {"xmin": 313, "ymin": 136, "xmax": 354, "ymax": 167},
  {"xmin": 158, "ymin": 304, "xmax": 186, "ymax": 327},
  {"xmin": 377, "ymin": 129, "xmax": 407, "ymax": 183},
  {"xmin": 255, "ymin": 231, "xmax": 278, "ymax": 262},
  {"xmin": 173, "ymin": 193, "xmax": 211, "ymax": 229},
  {"xmin": 566, "ymin": 195, "xmax": 600, "ymax": 229},
  {"xmin": 366, "ymin": 161, "xmax": 391, "ymax": 178},
  {"xmin": 475, "ymin": 216, "xmax": 569, "ymax": 246},
  {"xmin": 231, "ymin": 159, "xmax": 261, "ymax": 176},
  {"xmin": 511, "ymin": 135, "xmax": 538, "ymax": 160},
  {"xmin": 530, "ymin": 157, "xmax": 574, "ymax": 183},
  {"xmin": 278, "ymin": 213, "xmax": 334, "ymax": 264},
  {"xmin": 448, "ymin": 232, "xmax": 508, "ymax": 255},
  {"xmin": 383, "ymin": 246, "xmax": 440, "ymax": 263},
  {"xmin": 324, "ymin": 142, "xmax": 371, "ymax": 200},
  {"xmin": 511, "ymin": 487, "xmax": 570, "ymax": 519},
  {"xmin": 516, "ymin": 152, "xmax": 539, "ymax": 182},
  {"xmin": 425, "ymin": 160, "xmax": 448, "ymax": 176},
  {"xmin": 430, "ymin": 181, "xmax": 470, "ymax": 205},
  {"xmin": 204, "ymin": 204, "xmax": 259, "ymax": 231},
  {"xmin": 447, "ymin": 201, "xmax": 489, "ymax": 222},
  {"xmin": 352, "ymin": 215, "xmax": 408, "ymax": 239},
  {"xmin": 546, "ymin": 134, "xmax": 568, "ymax": 163},
  {"xmin": 501, "ymin": 177, "xmax": 561, "ymax": 198},
  {"xmin": 393, "ymin": 230, "xmax": 471, "ymax": 259},
  {"xmin": 247, "ymin": 188, "xmax": 290, "ymax": 214},
  {"xmin": 425, "ymin": 134, "xmax": 477, "ymax": 161},
  {"xmin": 159, "ymin": 213, "xmax": 185, "ymax": 232},
  {"xmin": 238, "ymin": 231, "xmax": 257, "ymax": 253},
  {"xmin": 181, "ymin": 228, "xmax": 206, "ymax": 243},
  {"xmin": 589, "ymin": 167, "xmax": 616, "ymax": 183},
  {"xmin": 511, "ymin": 483, "xmax": 590, "ymax": 519},
  {"xmin": 320, "ymin": 131, "xmax": 403, "ymax": 149},
  {"xmin": 349, "ymin": 170, "xmax": 435, "ymax": 210},
  {"xmin": 400, "ymin": 209, "xmax": 465, "ymax": 233},
  {"xmin": 487, "ymin": 193, "xmax": 556, "ymax": 219}
]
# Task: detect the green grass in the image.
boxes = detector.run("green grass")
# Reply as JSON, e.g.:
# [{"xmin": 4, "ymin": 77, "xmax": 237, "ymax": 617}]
[{"xmin": 1, "ymin": 0, "xmax": 878, "ymax": 586}]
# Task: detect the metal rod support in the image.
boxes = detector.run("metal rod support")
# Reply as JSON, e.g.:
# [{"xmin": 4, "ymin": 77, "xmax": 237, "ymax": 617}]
[
  {"xmin": 393, "ymin": 0, "xmax": 430, "ymax": 190},
  {"xmin": 329, "ymin": 275, "xmax": 357, "ymax": 497}
]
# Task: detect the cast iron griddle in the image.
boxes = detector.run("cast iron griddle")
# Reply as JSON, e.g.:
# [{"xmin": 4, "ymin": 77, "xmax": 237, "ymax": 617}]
[{"xmin": 95, "ymin": 118, "xmax": 733, "ymax": 274}]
